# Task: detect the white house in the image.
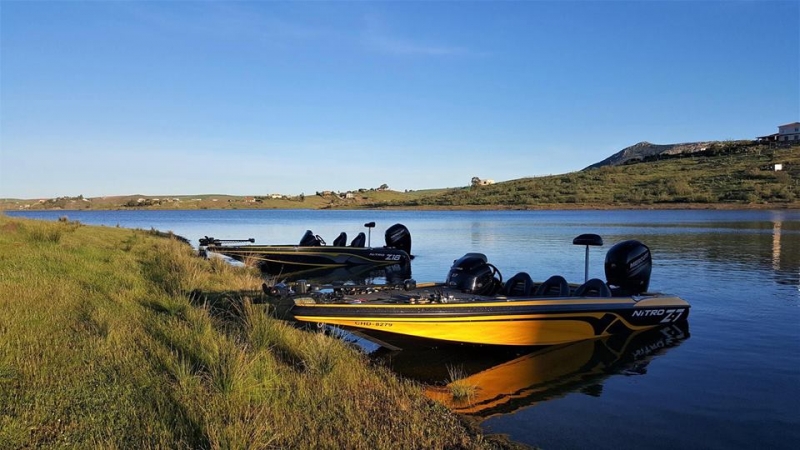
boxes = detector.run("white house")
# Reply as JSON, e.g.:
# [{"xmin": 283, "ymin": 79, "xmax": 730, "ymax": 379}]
[
  {"xmin": 758, "ymin": 122, "xmax": 800, "ymax": 142},
  {"xmin": 471, "ymin": 176, "xmax": 496, "ymax": 186},
  {"xmin": 777, "ymin": 122, "xmax": 800, "ymax": 141}
]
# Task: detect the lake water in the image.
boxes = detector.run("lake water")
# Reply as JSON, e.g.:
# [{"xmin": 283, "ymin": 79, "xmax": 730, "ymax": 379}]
[{"xmin": 7, "ymin": 209, "xmax": 800, "ymax": 450}]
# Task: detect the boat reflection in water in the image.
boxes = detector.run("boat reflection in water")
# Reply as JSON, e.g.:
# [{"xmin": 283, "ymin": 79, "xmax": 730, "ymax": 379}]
[{"xmin": 378, "ymin": 322, "xmax": 689, "ymax": 418}]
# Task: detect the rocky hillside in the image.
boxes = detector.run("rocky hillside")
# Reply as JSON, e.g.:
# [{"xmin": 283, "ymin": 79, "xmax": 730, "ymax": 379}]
[{"xmin": 584, "ymin": 141, "xmax": 716, "ymax": 169}]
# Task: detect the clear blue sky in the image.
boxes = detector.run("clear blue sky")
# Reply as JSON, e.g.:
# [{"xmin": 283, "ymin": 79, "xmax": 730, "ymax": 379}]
[{"xmin": 1, "ymin": 0, "xmax": 798, "ymax": 199}]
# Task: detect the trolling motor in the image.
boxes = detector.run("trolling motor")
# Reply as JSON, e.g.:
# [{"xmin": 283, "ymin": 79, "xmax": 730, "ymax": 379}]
[
  {"xmin": 197, "ymin": 236, "xmax": 255, "ymax": 258},
  {"xmin": 198, "ymin": 236, "xmax": 255, "ymax": 246}
]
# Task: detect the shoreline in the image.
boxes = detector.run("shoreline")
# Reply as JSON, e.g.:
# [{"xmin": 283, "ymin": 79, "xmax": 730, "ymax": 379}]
[{"xmin": 4, "ymin": 202, "xmax": 800, "ymax": 213}]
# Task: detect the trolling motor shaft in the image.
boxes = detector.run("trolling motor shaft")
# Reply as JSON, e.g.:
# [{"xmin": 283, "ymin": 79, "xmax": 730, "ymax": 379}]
[{"xmin": 199, "ymin": 236, "xmax": 255, "ymax": 246}]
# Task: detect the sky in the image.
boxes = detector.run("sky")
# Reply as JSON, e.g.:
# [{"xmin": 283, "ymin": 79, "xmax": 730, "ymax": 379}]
[{"xmin": 1, "ymin": 0, "xmax": 798, "ymax": 199}]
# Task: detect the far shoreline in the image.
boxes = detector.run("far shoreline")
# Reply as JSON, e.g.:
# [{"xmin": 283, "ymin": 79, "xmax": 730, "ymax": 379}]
[{"xmin": 4, "ymin": 201, "xmax": 800, "ymax": 213}]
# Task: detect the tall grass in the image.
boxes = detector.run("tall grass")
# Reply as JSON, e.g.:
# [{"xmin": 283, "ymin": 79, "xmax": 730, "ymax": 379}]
[
  {"xmin": 0, "ymin": 215, "xmax": 503, "ymax": 449},
  {"xmin": 447, "ymin": 364, "xmax": 479, "ymax": 402}
]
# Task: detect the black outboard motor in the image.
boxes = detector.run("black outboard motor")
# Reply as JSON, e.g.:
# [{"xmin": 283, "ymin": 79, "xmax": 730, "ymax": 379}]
[
  {"xmin": 604, "ymin": 240, "xmax": 652, "ymax": 296},
  {"xmin": 446, "ymin": 253, "xmax": 502, "ymax": 295},
  {"xmin": 385, "ymin": 223, "xmax": 412, "ymax": 254}
]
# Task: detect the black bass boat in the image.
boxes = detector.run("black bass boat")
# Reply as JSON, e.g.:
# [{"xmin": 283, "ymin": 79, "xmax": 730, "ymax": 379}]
[
  {"xmin": 200, "ymin": 222, "xmax": 412, "ymax": 274},
  {"xmin": 265, "ymin": 235, "xmax": 690, "ymax": 347}
]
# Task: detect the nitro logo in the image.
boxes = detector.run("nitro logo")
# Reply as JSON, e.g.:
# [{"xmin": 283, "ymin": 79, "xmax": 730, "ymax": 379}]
[{"xmin": 632, "ymin": 309, "xmax": 665, "ymax": 317}]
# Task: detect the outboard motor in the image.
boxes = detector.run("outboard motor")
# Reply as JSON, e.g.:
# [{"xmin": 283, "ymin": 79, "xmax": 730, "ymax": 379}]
[
  {"xmin": 604, "ymin": 240, "xmax": 652, "ymax": 296},
  {"xmin": 446, "ymin": 253, "xmax": 502, "ymax": 295},
  {"xmin": 385, "ymin": 223, "xmax": 412, "ymax": 254}
]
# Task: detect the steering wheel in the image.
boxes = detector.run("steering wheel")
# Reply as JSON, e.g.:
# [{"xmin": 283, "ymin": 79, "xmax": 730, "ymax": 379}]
[{"xmin": 315, "ymin": 235, "xmax": 326, "ymax": 245}]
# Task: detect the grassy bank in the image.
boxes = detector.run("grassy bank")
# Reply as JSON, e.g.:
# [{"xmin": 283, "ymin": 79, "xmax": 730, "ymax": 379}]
[
  {"xmin": 376, "ymin": 142, "xmax": 800, "ymax": 209},
  {"xmin": 0, "ymin": 215, "xmax": 516, "ymax": 449}
]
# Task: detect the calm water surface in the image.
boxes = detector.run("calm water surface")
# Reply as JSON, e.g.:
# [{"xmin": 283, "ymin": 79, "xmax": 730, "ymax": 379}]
[{"xmin": 9, "ymin": 209, "xmax": 800, "ymax": 449}]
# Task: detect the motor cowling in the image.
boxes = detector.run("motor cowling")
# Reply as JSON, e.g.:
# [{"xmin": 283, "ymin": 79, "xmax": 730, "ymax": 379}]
[
  {"xmin": 385, "ymin": 223, "xmax": 412, "ymax": 254},
  {"xmin": 446, "ymin": 253, "xmax": 499, "ymax": 295},
  {"xmin": 604, "ymin": 240, "xmax": 652, "ymax": 296}
]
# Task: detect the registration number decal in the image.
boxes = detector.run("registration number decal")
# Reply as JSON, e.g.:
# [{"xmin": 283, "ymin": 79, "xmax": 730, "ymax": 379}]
[{"xmin": 354, "ymin": 321, "xmax": 393, "ymax": 328}]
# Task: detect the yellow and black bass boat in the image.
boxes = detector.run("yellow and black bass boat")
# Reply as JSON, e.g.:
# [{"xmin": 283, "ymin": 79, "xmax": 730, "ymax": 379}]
[
  {"xmin": 267, "ymin": 236, "xmax": 690, "ymax": 347},
  {"xmin": 200, "ymin": 222, "xmax": 412, "ymax": 275}
]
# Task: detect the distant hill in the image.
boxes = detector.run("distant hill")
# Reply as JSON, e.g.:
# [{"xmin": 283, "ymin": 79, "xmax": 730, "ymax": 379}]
[
  {"xmin": 584, "ymin": 141, "xmax": 716, "ymax": 169},
  {"xmin": 369, "ymin": 140, "xmax": 800, "ymax": 209},
  {"xmin": 3, "ymin": 141, "xmax": 798, "ymax": 211}
]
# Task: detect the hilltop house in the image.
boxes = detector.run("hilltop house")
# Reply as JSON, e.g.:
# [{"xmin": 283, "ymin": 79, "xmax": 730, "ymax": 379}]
[
  {"xmin": 758, "ymin": 122, "xmax": 800, "ymax": 142},
  {"xmin": 471, "ymin": 177, "xmax": 495, "ymax": 186}
]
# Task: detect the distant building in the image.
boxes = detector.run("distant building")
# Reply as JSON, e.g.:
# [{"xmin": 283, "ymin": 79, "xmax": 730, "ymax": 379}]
[
  {"xmin": 758, "ymin": 122, "xmax": 800, "ymax": 142},
  {"xmin": 777, "ymin": 122, "xmax": 800, "ymax": 141},
  {"xmin": 774, "ymin": 164, "xmax": 783, "ymax": 171},
  {"xmin": 471, "ymin": 176, "xmax": 495, "ymax": 186}
]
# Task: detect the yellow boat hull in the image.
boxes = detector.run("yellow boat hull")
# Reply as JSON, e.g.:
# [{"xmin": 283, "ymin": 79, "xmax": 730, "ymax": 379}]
[{"xmin": 292, "ymin": 295, "xmax": 690, "ymax": 346}]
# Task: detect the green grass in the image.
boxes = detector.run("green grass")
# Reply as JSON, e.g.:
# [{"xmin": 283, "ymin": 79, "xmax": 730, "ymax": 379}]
[
  {"xmin": 0, "ymin": 215, "xmax": 512, "ymax": 449},
  {"xmin": 371, "ymin": 142, "xmax": 800, "ymax": 209}
]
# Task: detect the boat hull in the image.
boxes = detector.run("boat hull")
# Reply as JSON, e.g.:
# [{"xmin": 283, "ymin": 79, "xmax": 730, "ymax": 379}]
[
  {"xmin": 206, "ymin": 245, "xmax": 411, "ymax": 273},
  {"xmin": 291, "ymin": 294, "xmax": 690, "ymax": 346}
]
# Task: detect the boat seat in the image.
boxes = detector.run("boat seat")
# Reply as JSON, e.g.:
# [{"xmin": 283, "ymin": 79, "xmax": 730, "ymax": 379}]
[
  {"xmin": 573, "ymin": 278, "xmax": 612, "ymax": 297},
  {"xmin": 333, "ymin": 232, "xmax": 347, "ymax": 247},
  {"xmin": 350, "ymin": 232, "xmax": 366, "ymax": 247},
  {"xmin": 299, "ymin": 230, "xmax": 322, "ymax": 246},
  {"xmin": 503, "ymin": 272, "xmax": 534, "ymax": 297},
  {"xmin": 534, "ymin": 275, "xmax": 570, "ymax": 297}
]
